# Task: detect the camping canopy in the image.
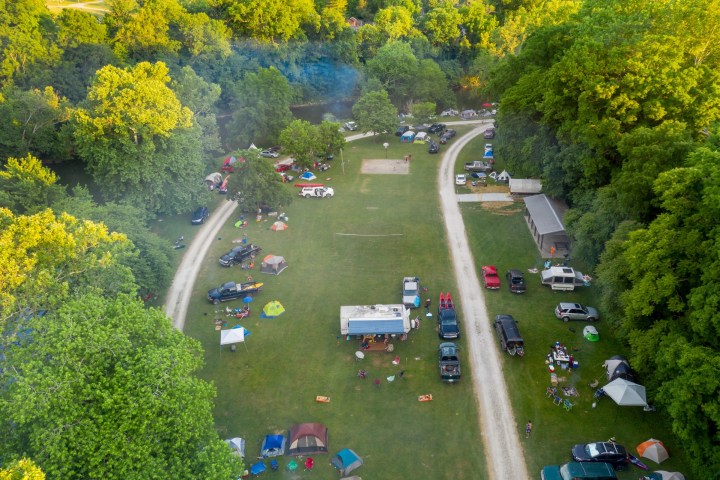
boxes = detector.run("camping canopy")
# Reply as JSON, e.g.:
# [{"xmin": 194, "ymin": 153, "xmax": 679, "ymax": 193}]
[
  {"xmin": 220, "ymin": 328, "xmax": 244, "ymax": 345},
  {"xmin": 331, "ymin": 449, "xmax": 363, "ymax": 476},
  {"xmin": 603, "ymin": 378, "xmax": 647, "ymax": 406},
  {"xmin": 287, "ymin": 423, "xmax": 328, "ymax": 456},
  {"xmin": 260, "ymin": 434, "xmax": 286, "ymax": 458},
  {"xmin": 260, "ymin": 255, "xmax": 288, "ymax": 275}
]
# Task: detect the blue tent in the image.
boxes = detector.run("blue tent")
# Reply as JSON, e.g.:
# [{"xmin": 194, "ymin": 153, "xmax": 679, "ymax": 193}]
[
  {"xmin": 300, "ymin": 171, "xmax": 317, "ymax": 181},
  {"xmin": 331, "ymin": 448, "xmax": 363, "ymax": 476},
  {"xmin": 260, "ymin": 434, "xmax": 286, "ymax": 458},
  {"xmin": 400, "ymin": 130, "xmax": 416, "ymax": 143},
  {"xmin": 483, "ymin": 150, "xmax": 494, "ymax": 160}
]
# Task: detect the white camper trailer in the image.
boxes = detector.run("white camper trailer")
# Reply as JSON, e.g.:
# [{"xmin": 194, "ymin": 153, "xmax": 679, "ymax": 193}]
[
  {"xmin": 340, "ymin": 304, "xmax": 411, "ymax": 336},
  {"xmin": 540, "ymin": 266, "xmax": 587, "ymax": 291}
]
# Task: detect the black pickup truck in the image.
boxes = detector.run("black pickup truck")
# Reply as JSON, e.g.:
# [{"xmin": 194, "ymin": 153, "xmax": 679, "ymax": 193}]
[
  {"xmin": 218, "ymin": 244, "xmax": 262, "ymax": 267},
  {"xmin": 437, "ymin": 292, "xmax": 460, "ymax": 339},
  {"xmin": 207, "ymin": 281, "xmax": 263, "ymax": 304},
  {"xmin": 438, "ymin": 342, "xmax": 461, "ymax": 383}
]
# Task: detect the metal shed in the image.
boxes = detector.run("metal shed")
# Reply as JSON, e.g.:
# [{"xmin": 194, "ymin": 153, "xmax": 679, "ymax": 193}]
[{"xmin": 523, "ymin": 194, "xmax": 570, "ymax": 255}]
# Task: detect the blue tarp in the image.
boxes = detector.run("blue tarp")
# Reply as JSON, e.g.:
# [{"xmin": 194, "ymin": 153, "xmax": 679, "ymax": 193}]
[
  {"xmin": 250, "ymin": 462, "xmax": 267, "ymax": 475},
  {"xmin": 260, "ymin": 434, "xmax": 286, "ymax": 458},
  {"xmin": 347, "ymin": 319, "xmax": 405, "ymax": 335}
]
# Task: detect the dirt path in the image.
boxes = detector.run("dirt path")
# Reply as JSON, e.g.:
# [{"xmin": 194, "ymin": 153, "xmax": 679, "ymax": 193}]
[
  {"xmin": 164, "ymin": 199, "xmax": 238, "ymax": 330},
  {"xmin": 440, "ymin": 124, "xmax": 530, "ymax": 480},
  {"xmin": 164, "ymin": 121, "xmax": 529, "ymax": 478}
]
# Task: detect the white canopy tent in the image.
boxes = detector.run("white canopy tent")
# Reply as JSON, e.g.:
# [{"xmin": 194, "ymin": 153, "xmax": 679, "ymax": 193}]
[{"xmin": 220, "ymin": 328, "xmax": 247, "ymax": 351}]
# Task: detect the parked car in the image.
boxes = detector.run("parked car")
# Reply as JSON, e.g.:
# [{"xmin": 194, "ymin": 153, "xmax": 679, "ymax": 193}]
[
  {"xmin": 438, "ymin": 342, "xmax": 461, "ymax": 383},
  {"xmin": 428, "ymin": 123, "xmax": 446, "ymax": 134},
  {"xmin": 484, "ymin": 128, "xmax": 496, "ymax": 139},
  {"xmin": 191, "ymin": 206, "xmax": 209, "ymax": 225},
  {"xmin": 395, "ymin": 125, "xmax": 410, "ymax": 136},
  {"xmin": 541, "ymin": 462, "xmax": 617, "ymax": 480},
  {"xmin": 439, "ymin": 129, "xmax": 457, "ymax": 144},
  {"xmin": 571, "ymin": 442, "xmax": 629, "ymax": 470},
  {"xmin": 299, "ymin": 186, "xmax": 334, "ymax": 198},
  {"xmin": 218, "ymin": 244, "xmax": 262, "ymax": 267},
  {"xmin": 506, "ymin": 269, "xmax": 526, "ymax": 293},
  {"xmin": 437, "ymin": 293, "xmax": 460, "ymax": 339},
  {"xmin": 207, "ymin": 281, "xmax": 264, "ymax": 304},
  {"xmin": 274, "ymin": 162, "xmax": 293, "ymax": 172},
  {"xmin": 343, "ymin": 121, "xmax": 358, "ymax": 131},
  {"xmin": 494, "ymin": 314, "xmax": 524, "ymax": 356},
  {"xmin": 554, "ymin": 302, "xmax": 599, "ymax": 322},
  {"xmin": 260, "ymin": 149, "xmax": 279, "ymax": 158},
  {"xmin": 455, "ymin": 174, "xmax": 467, "ymax": 185},
  {"xmin": 402, "ymin": 276, "xmax": 421, "ymax": 309},
  {"xmin": 440, "ymin": 109, "xmax": 458, "ymax": 117},
  {"xmin": 482, "ymin": 265, "xmax": 501, "ymax": 289},
  {"xmin": 428, "ymin": 141, "xmax": 439, "ymax": 154}
]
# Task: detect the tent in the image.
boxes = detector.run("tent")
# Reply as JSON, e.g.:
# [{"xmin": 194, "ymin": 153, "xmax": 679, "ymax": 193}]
[
  {"xmin": 483, "ymin": 150, "xmax": 494, "ymax": 160},
  {"xmin": 260, "ymin": 434, "xmax": 286, "ymax": 458},
  {"xmin": 249, "ymin": 143, "xmax": 259, "ymax": 150},
  {"xmin": 583, "ymin": 325, "xmax": 599, "ymax": 341},
  {"xmin": 647, "ymin": 471, "xmax": 685, "ymax": 480},
  {"xmin": 220, "ymin": 328, "xmax": 245, "ymax": 345},
  {"xmin": 262, "ymin": 300, "xmax": 285, "ymax": 318},
  {"xmin": 271, "ymin": 221, "xmax": 288, "ymax": 231},
  {"xmin": 205, "ymin": 172, "xmax": 223, "ymax": 190},
  {"xmin": 496, "ymin": 170, "xmax": 511, "ymax": 182},
  {"xmin": 603, "ymin": 378, "xmax": 647, "ymax": 406},
  {"xmin": 300, "ymin": 171, "xmax": 317, "ymax": 181},
  {"xmin": 331, "ymin": 449, "xmax": 363, "ymax": 476},
  {"xmin": 400, "ymin": 130, "xmax": 416, "ymax": 143},
  {"xmin": 637, "ymin": 439, "xmax": 669, "ymax": 464},
  {"xmin": 260, "ymin": 255, "xmax": 288, "ymax": 275},
  {"xmin": 287, "ymin": 423, "xmax": 329, "ymax": 456},
  {"xmin": 604, "ymin": 355, "xmax": 636, "ymax": 382},
  {"xmin": 225, "ymin": 437, "xmax": 245, "ymax": 458}
]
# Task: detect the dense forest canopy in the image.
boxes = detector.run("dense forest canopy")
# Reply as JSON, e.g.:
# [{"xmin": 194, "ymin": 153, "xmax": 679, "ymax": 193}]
[{"xmin": 1, "ymin": 0, "xmax": 719, "ymax": 477}]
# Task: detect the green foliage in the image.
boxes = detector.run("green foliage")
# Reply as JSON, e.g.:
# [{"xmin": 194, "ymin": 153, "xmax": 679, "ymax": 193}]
[
  {"xmin": 0, "ymin": 155, "xmax": 65, "ymax": 215},
  {"xmin": 226, "ymin": 150, "xmax": 293, "ymax": 211},
  {"xmin": 421, "ymin": 2, "xmax": 463, "ymax": 46},
  {"xmin": 0, "ymin": 293, "xmax": 242, "ymax": 479},
  {"xmin": 55, "ymin": 9, "xmax": 108, "ymax": 48},
  {"xmin": 0, "ymin": 458, "xmax": 46, "ymax": 479},
  {"xmin": 351, "ymin": 89, "xmax": 397, "ymax": 135},
  {"xmin": 52, "ymin": 44, "xmax": 120, "ymax": 104},
  {"xmin": 226, "ymin": 66, "xmax": 294, "ymax": 149},
  {"xmin": 410, "ymin": 101, "xmax": 435, "ymax": 125},
  {"xmin": 374, "ymin": 6, "xmax": 415, "ymax": 40},
  {"xmin": 279, "ymin": 119, "xmax": 318, "ymax": 166},
  {"xmin": 365, "ymin": 40, "xmax": 418, "ymax": 106},
  {"xmin": 171, "ymin": 65, "xmax": 223, "ymax": 155},
  {"xmin": 216, "ymin": 0, "xmax": 319, "ymax": 42}
]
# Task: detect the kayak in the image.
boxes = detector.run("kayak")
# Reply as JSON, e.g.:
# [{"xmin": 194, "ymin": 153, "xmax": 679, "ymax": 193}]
[{"xmin": 628, "ymin": 454, "xmax": 648, "ymax": 470}]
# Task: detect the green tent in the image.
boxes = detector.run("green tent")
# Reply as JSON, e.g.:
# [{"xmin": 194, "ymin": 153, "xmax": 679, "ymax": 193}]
[
  {"xmin": 262, "ymin": 300, "xmax": 285, "ymax": 318},
  {"xmin": 583, "ymin": 325, "xmax": 599, "ymax": 342}
]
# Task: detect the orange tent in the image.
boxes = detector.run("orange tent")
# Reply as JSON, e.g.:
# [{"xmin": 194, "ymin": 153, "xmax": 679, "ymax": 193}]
[{"xmin": 636, "ymin": 438, "xmax": 669, "ymax": 464}]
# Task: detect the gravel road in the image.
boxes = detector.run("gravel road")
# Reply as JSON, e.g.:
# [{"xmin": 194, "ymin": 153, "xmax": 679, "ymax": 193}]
[{"xmin": 164, "ymin": 121, "xmax": 529, "ymax": 479}]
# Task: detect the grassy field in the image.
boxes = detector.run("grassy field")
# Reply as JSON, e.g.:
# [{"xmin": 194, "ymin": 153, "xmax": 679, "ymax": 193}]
[{"xmin": 158, "ymin": 129, "xmax": 691, "ymax": 479}]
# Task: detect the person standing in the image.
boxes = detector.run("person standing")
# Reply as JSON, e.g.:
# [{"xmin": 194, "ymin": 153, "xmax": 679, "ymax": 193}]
[
  {"xmin": 425, "ymin": 298, "xmax": 432, "ymax": 313},
  {"xmin": 525, "ymin": 421, "xmax": 533, "ymax": 438}
]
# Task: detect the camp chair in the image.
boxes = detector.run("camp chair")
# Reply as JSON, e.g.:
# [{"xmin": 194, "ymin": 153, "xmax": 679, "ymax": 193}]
[
  {"xmin": 563, "ymin": 399, "xmax": 574, "ymax": 411},
  {"xmin": 286, "ymin": 460, "xmax": 297, "ymax": 472},
  {"xmin": 304, "ymin": 457, "xmax": 314, "ymax": 471},
  {"xmin": 269, "ymin": 459, "xmax": 279, "ymax": 471},
  {"xmin": 553, "ymin": 395, "xmax": 563, "ymax": 406},
  {"xmin": 546, "ymin": 387, "xmax": 557, "ymax": 398}
]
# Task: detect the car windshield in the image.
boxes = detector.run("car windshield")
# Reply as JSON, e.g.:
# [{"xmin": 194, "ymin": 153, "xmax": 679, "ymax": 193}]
[
  {"xmin": 586, "ymin": 443, "xmax": 602, "ymax": 458},
  {"xmin": 511, "ymin": 277, "xmax": 523, "ymax": 284},
  {"xmin": 404, "ymin": 284, "xmax": 418, "ymax": 295}
]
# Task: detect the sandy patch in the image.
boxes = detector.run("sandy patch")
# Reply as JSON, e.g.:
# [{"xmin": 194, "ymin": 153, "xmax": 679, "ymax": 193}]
[{"xmin": 361, "ymin": 159, "xmax": 409, "ymax": 174}]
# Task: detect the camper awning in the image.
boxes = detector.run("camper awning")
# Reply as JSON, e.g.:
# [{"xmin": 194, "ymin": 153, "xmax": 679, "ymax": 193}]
[
  {"xmin": 523, "ymin": 194, "xmax": 565, "ymax": 235},
  {"xmin": 347, "ymin": 319, "xmax": 406, "ymax": 335}
]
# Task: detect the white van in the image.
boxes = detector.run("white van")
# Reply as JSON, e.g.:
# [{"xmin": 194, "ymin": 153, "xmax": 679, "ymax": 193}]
[{"xmin": 413, "ymin": 132, "xmax": 428, "ymax": 143}]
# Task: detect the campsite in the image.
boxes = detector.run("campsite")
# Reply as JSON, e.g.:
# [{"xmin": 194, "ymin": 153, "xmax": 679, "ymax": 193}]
[{"xmin": 177, "ymin": 132, "xmax": 690, "ymax": 479}]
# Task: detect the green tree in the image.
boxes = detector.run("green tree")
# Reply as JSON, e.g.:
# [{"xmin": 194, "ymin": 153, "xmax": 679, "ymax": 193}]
[
  {"xmin": 364, "ymin": 41, "xmax": 418, "ymax": 107},
  {"xmin": 351, "ymin": 89, "xmax": 397, "ymax": 136},
  {"xmin": 171, "ymin": 65, "xmax": 223, "ymax": 155},
  {"xmin": 73, "ymin": 62, "xmax": 206, "ymax": 214},
  {"xmin": 226, "ymin": 67, "xmax": 294, "ymax": 150},
  {"xmin": 279, "ymin": 119, "xmax": 318, "ymax": 167},
  {"xmin": 0, "ymin": 155, "xmax": 66, "ymax": 215},
  {"xmin": 374, "ymin": 6, "xmax": 415, "ymax": 40},
  {"xmin": 0, "ymin": 459, "xmax": 45, "ymax": 479},
  {"xmin": 0, "ymin": 86, "xmax": 71, "ymax": 159},
  {"xmin": 55, "ymin": 9, "xmax": 108, "ymax": 48},
  {"xmin": 0, "ymin": 293, "xmax": 243, "ymax": 479},
  {"xmin": 226, "ymin": 150, "xmax": 293, "ymax": 212},
  {"xmin": 410, "ymin": 101, "xmax": 436, "ymax": 125},
  {"xmin": 459, "ymin": 0, "xmax": 498, "ymax": 51},
  {"xmin": 421, "ymin": 2, "xmax": 463, "ymax": 46},
  {"xmin": 215, "ymin": 0, "xmax": 319, "ymax": 42},
  {"xmin": 316, "ymin": 120, "xmax": 346, "ymax": 157}
]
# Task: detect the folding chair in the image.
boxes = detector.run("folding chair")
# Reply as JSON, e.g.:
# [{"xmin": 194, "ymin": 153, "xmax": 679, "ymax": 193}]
[
  {"xmin": 269, "ymin": 459, "xmax": 279, "ymax": 471},
  {"xmin": 546, "ymin": 387, "xmax": 556, "ymax": 398},
  {"xmin": 563, "ymin": 399, "xmax": 574, "ymax": 411},
  {"xmin": 304, "ymin": 457, "xmax": 314, "ymax": 471},
  {"xmin": 553, "ymin": 395, "xmax": 563, "ymax": 406},
  {"xmin": 286, "ymin": 460, "xmax": 298, "ymax": 472}
]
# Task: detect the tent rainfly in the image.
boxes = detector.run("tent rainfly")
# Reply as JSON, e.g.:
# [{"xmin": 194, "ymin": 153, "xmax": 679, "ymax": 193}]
[
  {"xmin": 331, "ymin": 449, "xmax": 363, "ymax": 476},
  {"xmin": 271, "ymin": 221, "xmax": 288, "ymax": 231},
  {"xmin": 260, "ymin": 255, "xmax": 288, "ymax": 275},
  {"xmin": 260, "ymin": 434, "xmax": 286, "ymax": 458},
  {"xmin": 287, "ymin": 423, "xmax": 329, "ymax": 456}
]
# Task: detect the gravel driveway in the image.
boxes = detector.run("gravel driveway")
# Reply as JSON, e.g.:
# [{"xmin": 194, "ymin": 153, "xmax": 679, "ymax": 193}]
[{"xmin": 164, "ymin": 122, "xmax": 529, "ymax": 479}]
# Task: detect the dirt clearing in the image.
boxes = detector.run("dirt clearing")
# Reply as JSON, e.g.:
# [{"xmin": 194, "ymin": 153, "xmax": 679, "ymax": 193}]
[{"xmin": 360, "ymin": 159, "xmax": 409, "ymax": 174}]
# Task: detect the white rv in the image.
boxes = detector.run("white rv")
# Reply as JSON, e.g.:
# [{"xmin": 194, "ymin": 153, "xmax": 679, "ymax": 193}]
[
  {"xmin": 541, "ymin": 266, "xmax": 587, "ymax": 291},
  {"xmin": 340, "ymin": 304, "xmax": 411, "ymax": 335}
]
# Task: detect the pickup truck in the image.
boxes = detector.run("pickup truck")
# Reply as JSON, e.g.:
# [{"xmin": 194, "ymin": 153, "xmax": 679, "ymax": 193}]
[
  {"xmin": 437, "ymin": 292, "xmax": 460, "ymax": 339},
  {"xmin": 438, "ymin": 342, "xmax": 461, "ymax": 383},
  {"xmin": 464, "ymin": 161, "xmax": 493, "ymax": 173},
  {"xmin": 207, "ymin": 281, "xmax": 264, "ymax": 304}
]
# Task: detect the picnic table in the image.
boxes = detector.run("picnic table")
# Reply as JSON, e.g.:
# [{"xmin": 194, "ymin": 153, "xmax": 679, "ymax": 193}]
[{"xmin": 551, "ymin": 344, "xmax": 570, "ymax": 364}]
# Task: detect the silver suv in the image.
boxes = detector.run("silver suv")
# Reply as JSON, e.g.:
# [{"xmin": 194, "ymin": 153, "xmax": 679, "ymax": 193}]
[{"xmin": 554, "ymin": 303, "xmax": 599, "ymax": 322}]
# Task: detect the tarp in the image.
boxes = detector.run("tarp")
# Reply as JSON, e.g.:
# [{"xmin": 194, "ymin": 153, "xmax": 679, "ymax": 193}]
[
  {"xmin": 225, "ymin": 437, "xmax": 245, "ymax": 458},
  {"xmin": 262, "ymin": 300, "xmax": 285, "ymax": 318},
  {"xmin": 220, "ymin": 328, "xmax": 244, "ymax": 345},
  {"xmin": 250, "ymin": 462, "xmax": 266, "ymax": 475},
  {"xmin": 271, "ymin": 221, "xmax": 288, "ymax": 231},
  {"xmin": 300, "ymin": 171, "xmax": 317, "ymax": 181},
  {"xmin": 287, "ymin": 423, "xmax": 328, "ymax": 456},
  {"xmin": 637, "ymin": 439, "xmax": 669, "ymax": 464},
  {"xmin": 260, "ymin": 255, "xmax": 288, "ymax": 275},
  {"xmin": 603, "ymin": 378, "xmax": 647, "ymax": 406},
  {"xmin": 331, "ymin": 449, "xmax": 363, "ymax": 476},
  {"xmin": 260, "ymin": 434, "xmax": 286, "ymax": 458}
]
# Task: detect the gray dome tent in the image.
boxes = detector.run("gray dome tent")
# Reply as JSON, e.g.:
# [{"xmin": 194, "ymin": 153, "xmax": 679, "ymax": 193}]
[{"xmin": 260, "ymin": 255, "xmax": 288, "ymax": 275}]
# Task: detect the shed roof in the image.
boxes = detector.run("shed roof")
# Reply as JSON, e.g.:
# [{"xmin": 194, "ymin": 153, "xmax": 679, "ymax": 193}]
[
  {"xmin": 523, "ymin": 194, "xmax": 565, "ymax": 235},
  {"xmin": 509, "ymin": 178, "xmax": 542, "ymax": 194}
]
